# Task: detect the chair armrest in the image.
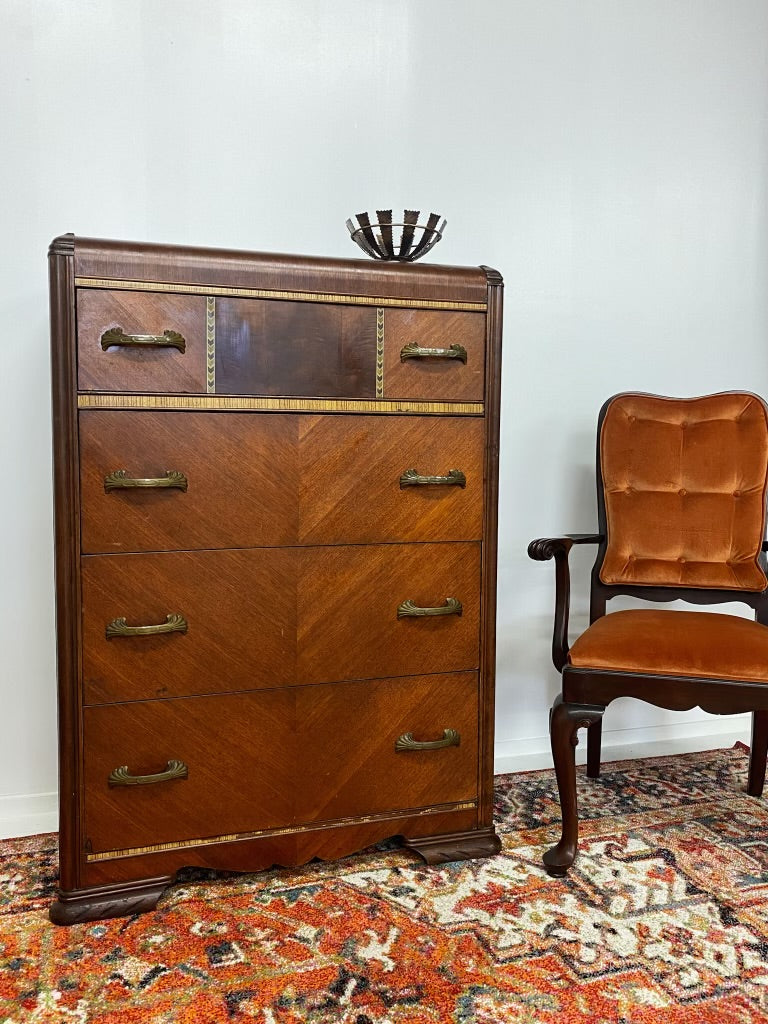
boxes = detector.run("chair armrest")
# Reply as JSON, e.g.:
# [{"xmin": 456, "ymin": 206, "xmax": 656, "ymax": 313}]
[{"xmin": 527, "ymin": 534, "xmax": 603, "ymax": 672}]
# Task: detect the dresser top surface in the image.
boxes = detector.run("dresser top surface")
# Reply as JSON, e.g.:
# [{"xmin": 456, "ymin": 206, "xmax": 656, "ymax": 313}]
[{"xmin": 51, "ymin": 234, "xmax": 499, "ymax": 304}]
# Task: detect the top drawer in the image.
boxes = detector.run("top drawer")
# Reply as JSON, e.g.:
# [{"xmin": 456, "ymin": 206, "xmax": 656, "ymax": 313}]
[{"xmin": 76, "ymin": 289, "xmax": 486, "ymax": 402}]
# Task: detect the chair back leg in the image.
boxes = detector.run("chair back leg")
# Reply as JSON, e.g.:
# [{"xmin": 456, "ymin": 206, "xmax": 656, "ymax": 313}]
[
  {"xmin": 586, "ymin": 719, "xmax": 603, "ymax": 778},
  {"xmin": 748, "ymin": 710, "xmax": 768, "ymax": 798}
]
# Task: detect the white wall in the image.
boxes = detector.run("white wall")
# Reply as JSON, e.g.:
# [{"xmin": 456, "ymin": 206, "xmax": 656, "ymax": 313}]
[{"xmin": 2, "ymin": 0, "xmax": 767, "ymax": 835}]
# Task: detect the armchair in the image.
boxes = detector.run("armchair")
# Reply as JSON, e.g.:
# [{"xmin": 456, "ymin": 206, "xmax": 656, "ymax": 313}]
[{"xmin": 529, "ymin": 392, "xmax": 768, "ymax": 876}]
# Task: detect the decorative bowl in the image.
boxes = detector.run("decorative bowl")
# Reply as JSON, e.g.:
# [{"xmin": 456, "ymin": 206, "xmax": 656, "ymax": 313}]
[{"xmin": 346, "ymin": 209, "xmax": 446, "ymax": 262}]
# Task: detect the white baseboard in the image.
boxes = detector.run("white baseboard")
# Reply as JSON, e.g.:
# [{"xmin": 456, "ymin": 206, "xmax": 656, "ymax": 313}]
[
  {"xmin": 0, "ymin": 719, "xmax": 754, "ymax": 839},
  {"xmin": 493, "ymin": 717, "xmax": 752, "ymax": 775},
  {"xmin": 0, "ymin": 792, "xmax": 57, "ymax": 840}
]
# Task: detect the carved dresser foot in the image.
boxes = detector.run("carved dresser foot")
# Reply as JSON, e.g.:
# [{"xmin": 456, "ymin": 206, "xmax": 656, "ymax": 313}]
[
  {"xmin": 402, "ymin": 827, "xmax": 501, "ymax": 865},
  {"xmin": 49, "ymin": 876, "xmax": 175, "ymax": 925}
]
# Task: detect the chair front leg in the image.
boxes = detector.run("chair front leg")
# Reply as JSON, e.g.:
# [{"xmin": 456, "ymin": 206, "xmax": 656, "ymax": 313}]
[
  {"xmin": 749, "ymin": 710, "xmax": 768, "ymax": 798},
  {"xmin": 543, "ymin": 695, "xmax": 605, "ymax": 877}
]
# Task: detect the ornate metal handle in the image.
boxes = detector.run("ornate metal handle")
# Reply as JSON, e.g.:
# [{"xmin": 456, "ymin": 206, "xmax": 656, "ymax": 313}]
[
  {"xmin": 395, "ymin": 729, "xmax": 460, "ymax": 752},
  {"xmin": 108, "ymin": 759, "xmax": 189, "ymax": 787},
  {"xmin": 400, "ymin": 342, "xmax": 467, "ymax": 364},
  {"xmin": 104, "ymin": 469, "xmax": 188, "ymax": 493},
  {"xmin": 101, "ymin": 327, "xmax": 186, "ymax": 352},
  {"xmin": 397, "ymin": 597, "xmax": 463, "ymax": 619},
  {"xmin": 105, "ymin": 613, "xmax": 188, "ymax": 639},
  {"xmin": 400, "ymin": 468, "xmax": 466, "ymax": 489}
]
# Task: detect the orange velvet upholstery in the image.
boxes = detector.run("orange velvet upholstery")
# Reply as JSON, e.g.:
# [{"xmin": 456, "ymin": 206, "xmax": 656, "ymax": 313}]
[
  {"xmin": 568, "ymin": 608, "xmax": 768, "ymax": 682},
  {"xmin": 599, "ymin": 393, "xmax": 768, "ymax": 591}
]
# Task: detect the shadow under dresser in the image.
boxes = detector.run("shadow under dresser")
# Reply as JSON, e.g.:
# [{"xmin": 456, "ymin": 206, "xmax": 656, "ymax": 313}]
[{"xmin": 48, "ymin": 234, "xmax": 504, "ymax": 924}]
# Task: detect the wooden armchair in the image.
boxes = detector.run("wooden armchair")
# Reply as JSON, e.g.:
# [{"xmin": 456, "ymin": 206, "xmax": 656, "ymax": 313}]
[{"xmin": 529, "ymin": 392, "xmax": 768, "ymax": 876}]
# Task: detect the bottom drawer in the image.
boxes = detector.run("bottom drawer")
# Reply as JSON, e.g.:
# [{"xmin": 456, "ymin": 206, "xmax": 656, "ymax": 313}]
[{"xmin": 83, "ymin": 672, "xmax": 479, "ymax": 857}]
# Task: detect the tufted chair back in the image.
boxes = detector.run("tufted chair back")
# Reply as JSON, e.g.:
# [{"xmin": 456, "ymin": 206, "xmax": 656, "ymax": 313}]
[{"xmin": 597, "ymin": 392, "xmax": 768, "ymax": 593}]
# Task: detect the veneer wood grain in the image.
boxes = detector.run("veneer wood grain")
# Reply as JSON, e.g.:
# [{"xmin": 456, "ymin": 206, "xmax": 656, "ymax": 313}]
[
  {"xmin": 81, "ymin": 543, "xmax": 481, "ymax": 703},
  {"xmin": 77, "ymin": 289, "xmax": 207, "ymax": 393},
  {"xmin": 79, "ymin": 411, "xmax": 484, "ymax": 552}
]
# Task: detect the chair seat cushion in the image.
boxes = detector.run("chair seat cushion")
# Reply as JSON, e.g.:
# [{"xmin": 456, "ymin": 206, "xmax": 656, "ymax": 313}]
[{"xmin": 567, "ymin": 608, "xmax": 768, "ymax": 682}]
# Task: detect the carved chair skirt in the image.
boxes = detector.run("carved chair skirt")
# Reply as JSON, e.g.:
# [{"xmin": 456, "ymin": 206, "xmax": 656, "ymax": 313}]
[{"xmin": 529, "ymin": 392, "xmax": 768, "ymax": 876}]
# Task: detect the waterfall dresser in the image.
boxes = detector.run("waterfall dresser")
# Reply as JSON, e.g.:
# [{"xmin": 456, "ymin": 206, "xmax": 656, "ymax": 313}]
[{"xmin": 48, "ymin": 234, "xmax": 503, "ymax": 923}]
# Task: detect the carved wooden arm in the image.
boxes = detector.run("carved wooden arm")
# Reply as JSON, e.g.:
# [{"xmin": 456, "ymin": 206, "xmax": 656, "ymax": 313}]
[{"xmin": 527, "ymin": 534, "xmax": 603, "ymax": 672}]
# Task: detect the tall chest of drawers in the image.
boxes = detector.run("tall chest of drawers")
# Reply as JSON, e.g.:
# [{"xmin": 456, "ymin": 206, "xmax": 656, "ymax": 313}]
[{"xmin": 48, "ymin": 234, "xmax": 504, "ymax": 924}]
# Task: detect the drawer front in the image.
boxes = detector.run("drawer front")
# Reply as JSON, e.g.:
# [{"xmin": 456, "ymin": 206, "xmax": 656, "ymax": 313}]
[
  {"xmin": 77, "ymin": 290, "xmax": 207, "ymax": 393},
  {"xmin": 83, "ymin": 690, "xmax": 294, "ymax": 853},
  {"xmin": 82, "ymin": 543, "xmax": 481, "ymax": 703},
  {"xmin": 214, "ymin": 298, "xmax": 377, "ymax": 398},
  {"xmin": 383, "ymin": 309, "xmax": 485, "ymax": 401},
  {"xmin": 79, "ymin": 411, "xmax": 484, "ymax": 553},
  {"xmin": 83, "ymin": 673, "xmax": 478, "ymax": 856},
  {"xmin": 296, "ymin": 672, "xmax": 478, "ymax": 821}
]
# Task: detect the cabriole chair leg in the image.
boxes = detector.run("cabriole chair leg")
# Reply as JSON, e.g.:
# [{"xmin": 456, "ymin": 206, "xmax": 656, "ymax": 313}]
[{"xmin": 543, "ymin": 695, "xmax": 605, "ymax": 877}]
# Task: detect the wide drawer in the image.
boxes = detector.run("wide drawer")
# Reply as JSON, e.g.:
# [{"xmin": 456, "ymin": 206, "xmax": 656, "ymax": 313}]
[
  {"xmin": 83, "ymin": 673, "xmax": 479, "ymax": 855},
  {"xmin": 82, "ymin": 542, "xmax": 481, "ymax": 703},
  {"xmin": 79, "ymin": 411, "xmax": 485, "ymax": 552},
  {"xmin": 77, "ymin": 289, "xmax": 486, "ymax": 401}
]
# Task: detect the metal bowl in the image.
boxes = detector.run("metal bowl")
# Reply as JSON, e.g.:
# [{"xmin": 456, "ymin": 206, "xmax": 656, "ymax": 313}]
[{"xmin": 346, "ymin": 209, "xmax": 446, "ymax": 262}]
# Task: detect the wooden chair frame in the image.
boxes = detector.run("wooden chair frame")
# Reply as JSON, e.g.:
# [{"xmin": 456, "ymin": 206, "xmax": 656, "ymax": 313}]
[{"xmin": 529, "ymin": 393, "xmax": 768, "ymax": 876}]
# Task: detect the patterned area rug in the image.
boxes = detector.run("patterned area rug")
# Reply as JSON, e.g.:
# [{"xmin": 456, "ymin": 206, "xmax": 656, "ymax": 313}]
[{"xmin": 2, "ymin": 746, "xmax": 768, "ymax": 1022}]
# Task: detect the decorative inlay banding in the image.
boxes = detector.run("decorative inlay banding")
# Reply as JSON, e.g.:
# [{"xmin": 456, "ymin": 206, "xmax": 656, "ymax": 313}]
[
  {"xmin": 75, "ymin": 277, "xmax": 487, "ymax": 312},
  {"xmin": 77, "ymin": 394, "xmax": 484, "ymax": 416},
  {"xmin": 376, "ymin": 308, "xmax": 384, "ymax": 398},
  {"xmin": 206, "ymin": 297, "xmax": 215, "ymax": 393},
  {"xmin": 86, "ymin": 799, "xmax": 478, "ymax": 862}
]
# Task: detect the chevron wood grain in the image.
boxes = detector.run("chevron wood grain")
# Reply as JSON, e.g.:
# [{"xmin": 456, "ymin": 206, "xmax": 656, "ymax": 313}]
[
  {"xmin": 79, "ymin": 411, "xmax": 484, "ymax": 553},
  {"xmin": 384, "ymin": 308, "xmax": 486, "ymax": 401},
  {"xmin": 83, "ymin": 690, "xmax": 295, "ymax": 854},
  {"xmin": 296, "ymin": 672, "xmax": 479, "ymax": 822},
  {"xmin": 81, "ymin": 542, "xmax": 480, "ymax": 704},
  {"xmin": 77, "ymin": 289, "xmax": 207, "ymax": 393},
  {"xmin": 83, "ymin": 674, "xmax": 479, "ymax": 860}
]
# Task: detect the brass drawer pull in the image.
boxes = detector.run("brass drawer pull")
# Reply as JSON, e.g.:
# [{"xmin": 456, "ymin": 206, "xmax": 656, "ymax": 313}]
[
  {"xmin": 400, "ymin": 342, "xmax": 467, "ymax": 364},
  {"xmin": 108, "ymin": 759, "xmax": 189, "ymax": 787},
  {"xmin": 400, "ymin": 468, "xmax": 466, "ymax": 488},
  {"xmin": 105, "ymin": 613, "xmax": 188, "ymax": 639},
  {"xmin": 101, "ymin": 327, "xmax": 186, "ymax": 353},
  {"xmin": 395, "ymin": 729, "xmax": 460, "ymax": 752},
  {"xmin": 397, "ymin": 597, "xmax": 463, "ymax": 619},
  {"xmin": 104, "ymin": 469, "xmax": 188, "ymax": 492}
]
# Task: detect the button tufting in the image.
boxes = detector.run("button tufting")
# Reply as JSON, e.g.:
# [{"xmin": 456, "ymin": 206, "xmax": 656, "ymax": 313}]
[
  {"xmin": 734, "ymin": 490, "xmax": 741, "ymax": 498},
  {"xmin": 680, "ymin": 421, "xmax": 688, "ymax": 429},
  {"xmin": 678, "ymin": 488, "xmax": 687, "ymax": 496},
  {"xmin": 678, "ymin": 556, "xmax": 686, "ymax": 563}
]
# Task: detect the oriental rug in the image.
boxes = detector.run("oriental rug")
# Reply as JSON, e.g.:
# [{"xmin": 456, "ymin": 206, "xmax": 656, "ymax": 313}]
[{"xmin": 2, "ymin": 745, "xmax": 768, "ymax": 1023}]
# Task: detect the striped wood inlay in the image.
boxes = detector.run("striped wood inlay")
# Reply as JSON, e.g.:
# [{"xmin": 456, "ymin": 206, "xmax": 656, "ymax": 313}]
[
  {"xmin": 77, "ymin": 394, "xmax": 484, "ymax": 415},
  {"xmin": 86, "ymin": 800, "xmax": 478, "ymax": 862}
]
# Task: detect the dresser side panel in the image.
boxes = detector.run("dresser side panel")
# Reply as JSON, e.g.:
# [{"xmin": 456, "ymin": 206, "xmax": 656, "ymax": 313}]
[
  {"xmin": 479, "ymin": 269, "xmax": 504, "ymax": 824},
  {"xmin": 49, "ymin": 236, "xmax": 83, "ymax": 891}
]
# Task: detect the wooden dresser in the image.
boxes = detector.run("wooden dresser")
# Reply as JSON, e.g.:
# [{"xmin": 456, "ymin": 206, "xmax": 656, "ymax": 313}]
[{"xmin": 48, "ymin": 234, "xmax": 504, "ymax": 924}]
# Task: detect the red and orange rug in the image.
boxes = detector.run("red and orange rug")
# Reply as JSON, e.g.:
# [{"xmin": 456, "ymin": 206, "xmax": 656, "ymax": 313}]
[{"xmin": 2, "ymin": 746, "xmax": 768, "ymax": 1022}]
